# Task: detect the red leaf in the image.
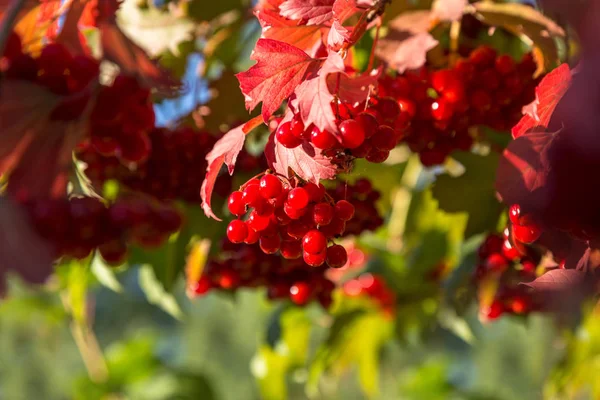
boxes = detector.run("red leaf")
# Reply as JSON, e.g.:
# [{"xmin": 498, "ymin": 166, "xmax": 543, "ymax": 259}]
[
  {"xmin": 525, "ymin": 268, "xmax": 586, "ymax": 292},
  {"xmin": 327, "ymin": 19, "xmax": 350, "ymax": 50},
  {"xmin": 294, "ymin": 51, "xmax": 344, "ymax": 135},
  {"xmin": 374, "ymin": 11, "xmax": 438, "ymax": 73},
  {"xmin": 326, "ymin": 67, "xmax": 379, "ymax": 104},
  {"xmin": 236, "ymin": 39, "xmax": 321, "ymax": 121},
  {"xmin": 99, "ymin": 21, "xmax": 181, "ymax": 95},
  {"xmin": 512, "ymin": 63, "xmax": 572, "ymax": 138},
  {"xmin": 265, "ymin": 131, "xmax": 337, "ymax": 183},
  {"xmin": 261, "ymin": 20, "xmax": 324, "ymax": 56},
  {"xmin": 431, "ymin": 0, "xmax": 467, "ymax": 22},
  {"xmin": 332, "ymin": 0, "xmax": 372, "ymax": 23},
  {"xmin": 200, "ymin": 124, "xmax": 247, "ymax": 220},
  {"xmin": 279, "ymin": 0, "xmax": 335, "ymax": 25},
  {"xmin": 0, "ymin": 81, "xmax": 84, "ymax": 199},
  {"xmin": 495, "ymin": 130, "xmax": 556, "ymax": 209}
]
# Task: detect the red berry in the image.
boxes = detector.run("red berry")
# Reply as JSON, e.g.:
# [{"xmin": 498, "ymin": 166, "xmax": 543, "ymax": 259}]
[
  {"xmin": 287, "ymin": 187, "xmax": 309, "ymax": 209},
  {"xmin": 495, "ymin": 54, "xmax": 516, "ymax": 75},
  {"xmin": 469, "ymin": 46, "xmax": 497, "ymax": 67},
  {"xmin": 470, "ymin": 89, "xmax": 492, "ymax": 112},
  {"xmin": 242, "ymin": 183, "xmax": 263, "ymax": 208},
  {"xmin": 259, "ymin": 234, "xmax": 281, "ymax": 254},
  {"xmin": 508, "ymin": 204, "xmax": 521, "ymax": 225},
  {"xmin": 339, "ymin": 119, "xmax": 366, "ymax": 149},
  {"xmin": 228, "ymin": 191, "xmax": 246, "ymax": 216},
  {"xmin": 302, "ymin": 230, "xmax": 327, "ymax": 254},
  {"xmin": 259, "ymin": 174, "xmax": 283, "ymax": 199},
  {"xmin": 218, "ymin": 268, "xmax": 239, "ymax": 289},
  {"xmin": 227, "ymin": 220, "xmax": 248, "ymax": 243},
  {"xmin": 118, "ymin": 132, "xmax": 151, "ymax": 164},
  {"xmin": 320, "ymin": 217, "xmax": 346, "ymax": 237},
  {"xmin": 193, "ymin": 275, "xmax": 212, "ymax": 295},
  {"xmin": 276, "ymin": 121, "xmax": 302, "ymax": 148},
  {"xmin": 397, "ymin": 98, "xmax": 417, "ymax": 118},
  {"xmin": 290, "ymin": 114, "xmax": 306, "ymax": 138},
  {"xmin": 247, "ymin": 211, "xmax": 271, "ymax": 232},
  {"xmin": 281, "ymin": 240, "xmax": 302, "ymax": 259},
  {"xmin": 485, "ymin": 253, "xmax": 508, "ymax": 272},
  {"xmin": 356, "ymin": 112, "xmax": 379, "ymax": 138},
  {"xmin": 484, "ymin": 300, "xmax": 504, "ymax": 320},
  {"xmin": 513, "ymin": 223, "xmax": 542, "ymax": 244},
  {"xmin": 313, "ymin": 202, "xmax": 333, "ymax": 225},
  {"xmin": 244, "ymin": 226, "xmax": 260, "ymax": 244},
  {"xmin": 326, "ymin": 244, "xmax": 347, "ymax": 268},
  {"xmin": 334, "ymin": 200, "xmax": 355, "ymax": 221},
  {"xmin": 377, "ymin": 97, "xmax": 401, "ymax": 122},
  {"xmin": 431, "ymin": 69, "xmax": 460, "ymax": 93},
  {"xmin": 502, "ymin": 240, "xmax": 521, "ymax": 261},
  {"xmin": 455, "ymin": 59, "xmax": 475, "ymax": 80},
  {"xmin": 303, "ymin": 182, "xmax": 326, "ymax": 202},
  {"xmin": 284, "ymin": 202, "xmax": 306, "ymax": 219},
  {"xmin": 371, "ymin": 125, "xmax": 397, "ymax": 151},
  {"xmin": 510, "ymin": 295, "xmax": 530, "ymax": 314},
  {"xmin": 287, "ymin": 220, "xmax": 310, "ymax": 239},
  {"xmin": 310, "ymin": 127, "xmax": 338, "ymax": 150},
  {"xmin": 431, "ymin": 98, "xmax": 454, "ymax": 121},
  {"xmin": 366, "ymin": 149, "xmax": 389, "ymax": 163},
  {"xmin": 98, "ymin": 239, "xmax": 128, "ymax": 265},
  {"xmin": 303, "ymin": 249, "xmax": 327, "ymax": 267},
  {"xmin": 290, "ymin": 282, "xmax": 311, "ymax": 305}
]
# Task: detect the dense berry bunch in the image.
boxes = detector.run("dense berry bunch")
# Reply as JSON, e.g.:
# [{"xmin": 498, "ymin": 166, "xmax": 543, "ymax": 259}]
[
  {"xmin": 191, "ymin": 241, "xmax": 335, "ymax": 308},
  {"xmin": 378, "ymin": 46, "xmax": 540, "ymax": 166},
  {"xmin": 77, "ymin": 127, "xmax": 263, "ymax": 202},
  {"xmin": 474, "ymin": 228, "xmax": 543, "ymax": 320},
  {"xmin": 342, "ymin": 273, "xmax": 397, "ymax": 316},
  {"xmin": 2, "ymin": 33, "xmax": 99, "ymax": 120},
  {"xmin": 327, "ymin": 178, "xmax": 384, "ymax": 235},
  {"xmin": 20, "ymin": 196, "xmax": 183, "ymax": 264},
  {"xmin": 225, "ymin": 175, "xmax": 382, "ymax": 268}
]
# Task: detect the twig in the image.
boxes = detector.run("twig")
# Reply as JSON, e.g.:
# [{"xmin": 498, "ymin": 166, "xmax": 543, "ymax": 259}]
[
  {"xmin": 0, "ymin": 0, "xmax": 28, "ymax": 57},
  {"xmin": 367, "ymin": 0, "xmax": 392, "ymax": 23}
]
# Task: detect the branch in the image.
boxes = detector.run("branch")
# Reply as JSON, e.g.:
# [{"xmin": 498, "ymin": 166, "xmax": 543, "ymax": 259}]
[{"xmin": 367, "ymin": 0, "xmax": 392, "ymax": 23}]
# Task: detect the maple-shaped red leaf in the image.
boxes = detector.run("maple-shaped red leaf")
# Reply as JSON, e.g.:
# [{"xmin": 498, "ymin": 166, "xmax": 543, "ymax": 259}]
[
  {"xmin": 279, "ymin": 0, "xmax": 335, "ymax": 25},
  {"xmin": 200, "ymin": 124, "xmax": 247, "ymax": 220},
  {"xmin": 375, "ymin": 11, "xmax": 438, "ymax": 73},
  {"xmin": 257, "ymin": 9, "xmax": 324, "ymax": 56},
  {"xmin": 0, "ymin": 197, "xmax": 54, "ymax": 294},
  {"xmin": 294, "ymin": 51, "xmax": 344, "ymax": 135},
  {"xmin": 327, "ymin": 66, "xmax": 379, "ymax": 104},
  {"xmin": 332, "ymin": 0, "xmax": 372, "ymax": 23},
  {"xmin": 237, "ymin": 39, "xmax": 321, "ymax": 121},
  {"xmin": 0, "ymin": 81, "xmax": 86, "ymax": 199},
  {"xmin": 265, "ymin": 131, "xmax": 337, "ymax": 183},
  {"xmin": 512, "ymin": 63, "xmax": 572, "ymax": 138},
  {"xmin": 431, "ymin": 0, "xmax": 467, "ymax": 22},
  {"xmin": 495, "ymin": 130, "xmax": 556, "ymax": 210}
]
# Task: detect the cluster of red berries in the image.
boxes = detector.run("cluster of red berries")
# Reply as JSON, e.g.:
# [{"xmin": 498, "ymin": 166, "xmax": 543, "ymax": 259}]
[
  {"xmin": 19, "ymin": 196, "xmax": 183, "ymax": 265},
  {"xmin": 191, "ymin": 241, "xmax": 335, "ymax": 308},
  {"xmin": 342, "ymin": 273, "xmax": 397, "ymax": 317},
  {"xmin": 2, "ymin": 33, "xmax": 99, "ymax": 120},
  {"xmin": 77, "ymin": 127, "xmax": 264, "ymax": 203},
  {"xmin": 87, "ymin": 74, "xmax": 156, "ymax": 165},
  {"xmin": 378, "ymin": 46, "xmax": 540, "ymax": 166},
  {"xmin": 275, "ymin": 108, "xmax": 405, "ymax": 165},
  {"xmin": 226, "ymin": 174, "xmax": 371, "ymax": 268},
  {"xmin": 474, "ymin": 228, "xmax": 543, "ymax": 320},
  {"xmin": 327, "ymin": 178, "xmax": 384, "ymax": 235}
]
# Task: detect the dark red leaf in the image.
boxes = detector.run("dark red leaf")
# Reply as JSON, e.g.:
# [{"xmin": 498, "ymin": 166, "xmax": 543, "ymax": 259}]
[
  {"xmin": 279, "ymin": 0, "xmax": 335, "ymax": 25},
  {"xmin": 265, "ymin": 131, "xmax": 337, "ymax": 183},
  {"xmin": 236, "ymin": 39, "xmax": 321, "ymax": 121},
  {"xmin": 512, "ymin": 63, "xmax": 572, "ymax": 138},
  {"xmin": 332, "ymin": 0, "xmax": 371, "ymax": 23},
  {"xmin": 495, "ymin": 130, "xmax": 556, "ymax": 209},
  {"xmin": 525, "ymin": 268, "xmax": 587, "ymax": 293},
  {"xmin": 201, "ymin": 124, "xmax": 247, "ymax": 220}
]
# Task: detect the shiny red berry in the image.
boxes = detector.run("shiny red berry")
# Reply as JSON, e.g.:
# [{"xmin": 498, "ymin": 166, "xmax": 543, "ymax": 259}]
[
  {"xmin": 313, "ymin": 202, "xmax": 333, "ymax": 226},
  {"xmin": 228, "ymin": 191, "xmax": 246, "ymax": 216},
  {"xmin": 339, "ymin": 119, "xmax": 365, "ymax": 149},
  {"xmin": 276, "ymin": 121, "xmax": 302, "ymax": 148},
  {"xmin": 326, "ymin": 244, "xmax": 347, "ymax": 268},
  {"xmin": 334, "ymin": 200, "xmax": 355, "ymax": 221},
  {"xmin": 310, "ymin": 127, "xmax": 338, "ymax": 150},
  {"xmin": 227, "ymin": 220, "xmax": 248, "ymax": 243},
  {"xmin": 290, "ymin": 282, "xmax": 311, "ymax": 305},
  {"xmin": 287, "ymin": 187, "xmax": 309, "ymax": 209},
  {"xmin": 259, "ymin": 174, "xmax": 283, "ymax": 199},
  {"xmin": 303, "ymin": 249, "xmax": 327, "ymax": 267},
  {"xmin": 302, "ymin": 230, "xmax": 327, "ymax": 254}
]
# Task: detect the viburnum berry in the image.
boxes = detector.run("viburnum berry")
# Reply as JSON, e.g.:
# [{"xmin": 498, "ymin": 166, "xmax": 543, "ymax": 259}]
[
  {"xmin": 242, "ymin": 183, "xmax": 263, "ymax": 208},
  {"xmin": 248, "ymin": 210, "xmax": 271, "ymax": 231},
  {"xmin": 431, "ymin": 98, "xmax": 454, "ymax": 121},
  {"xmin": 259, "ymin": 174, "xmax": 283, "ymax": 199},
  {"xmin": 276, "ymin": 121, "xmax": 302, "ymax": 148},
  {"xmin": 495, "ymin": 54, "xmax": 516, "ymax": 75},
  {"xmin": 513, "ymin": 223, "xmax": 542, "ymax": 244},
  {"xmin": 259, "ymin": 234, "xmax": 281, "ymax": 254},
  {"xmin": 280, "ymin": 240, "xmax": 302, "ymax": 259},
  {"xmin": 310, "ymin": 127, "xmax": 338, "ymax": 150},
  {"xmin": 227, "ymin": 220, "xmax": 248, "ymax": 243},
  {"xmin": 326, "ymin": 244, "xmax": 348, "ymax": 268},
  {"xmin": 339, "ymin": 119, "xmax": 366, "ymax": 149},
  {"xmin": 290, "ymin": 282, "xmax": 311, "ymax": 305},
  {"xmin": 244, "ymin": 226, "xmax": 260, "ymax": 244},
  {"xmin": 356, "ymin": 112, "xmax": 379, "ymax": 138},
  {"xmin": 287, "ymin": 187, "xmax": 309, "ymax": 209},
  {"xmin": 508, "ymin": 204, "xmax": 521, "ymax": 225},
  {"xmin": 303, "ymin": 249, "xmax": 327, "ymax": 267},
  {"xmin": 303, "ymin": 182, "xmax": 325, "ymax": 202},
  {"xmin": 371, "ymin": 126, "xmax": 397, "ymax": 151},
  {"xmin": 193, "ymin": 275, "xmax": 212, "ymax": 295},
  {"xmin": 484, "ymin": 300, "xmax": 504, "ymax": 320},
  {"xmin": 302, "ymin": 230, "xmax": 327, "ymax": 254},
  {"xmin": 334, "ymin": 200, "xmax": 355, "ymax": 221},
  {"xmin": 228, "ymin": 191, "xmax": 246, "ymax": 216},
  {"xmin": 98, "ymin": 239, "xmax": 128, "ymax": 266},
  {"xmin": 313, "ymin": 202, "xmax": 334, "ymax": 226},
  {"xmin": 485, "ymin": 253, "xmax": 509, "ymax": 272}
]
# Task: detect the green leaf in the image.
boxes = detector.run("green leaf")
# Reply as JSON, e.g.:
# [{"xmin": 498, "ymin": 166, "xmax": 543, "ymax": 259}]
[
  {"xmin": 91, "ymin": 254, "xmax": 123, "ymax": 293},
  {"xmin": 432, "ymin": 151, "xmax": 503, "ymax": 239},
  {"xmin": 57, "ymin": 259, "xmax": 91, "ymax": 325},
  {"xmin": 186, "ymin": 0, "xmax": 247, "ymax": 22},
  {"xmin": 138, "ymin": 265, "xmax": 184, "ymax": 320}
]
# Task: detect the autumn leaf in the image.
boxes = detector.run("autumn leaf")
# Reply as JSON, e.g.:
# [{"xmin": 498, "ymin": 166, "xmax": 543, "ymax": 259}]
[
  {"xmin": 327, "ymin": 19, "xmax": 350, "ymax": 50},
  {"xmin": 237, "ymin": 39, "xmax": 321, "ymax": 121},
  {"xmin": 512, "ymin": 63, "xmax": 572, "ymax": 138},
  {"xmin": 294, "ymin": 51, "xmax": 344, "ymax": 135},
  {"xmin": 431, "ymin": 0, "xmax": 467, "ymax": 22},
  {"xmin": 265, "ymin": 132, "xmax": 337, "ymax": 183},
  {"xmin": 200, "ymin": 124, "xmax": 248, "ymax": 220},
  {"xmin": 495, "ymin": 130, "xmax": 556, "ymax": 211},
  {"xmin": 374, "ymin": 11, "xmax": 439, "ymax": 73},
  {"xmin": 326, "ymin": 66, "xmax": 379, "ymax": 104},
  {"xmin": 260, "ymin": 16, "xmax": 324, "ymax": 56},
  {"xmin": 279, "ymin": 0, "xmax": 335, "ymax": 26}
]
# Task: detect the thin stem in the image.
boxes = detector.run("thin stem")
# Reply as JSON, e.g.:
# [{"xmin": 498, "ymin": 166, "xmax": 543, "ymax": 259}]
[
  {"xmin": 0, "ymin": 0, "xmax": 28, "ymax": 58},
  {"xmin": 367, "ymin": 23, "xmax": 382, "ymax": 71},
  {"xmin": 449, "ymin": 20, "xmax": 462, "ymax": 67}
]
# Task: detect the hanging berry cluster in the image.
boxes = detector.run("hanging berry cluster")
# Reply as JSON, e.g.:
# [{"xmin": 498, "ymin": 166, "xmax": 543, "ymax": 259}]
[
  {"xmin": 474, "ymin": 226, "xmax": 544, "ymax": 320},
  {"xmin": 77, "ymin": 127, "xmax": 264, "ymax": 203},
  {"xmin": 192, "ymin": 241, "xmax": 336, "ymax": 308},
  {"xmin": 19, "ymin": 196, "xmax": 183, "ymax": 265},
  {"xmin": 342, "ymin": 273, "xmax": 397, "ymax": 317}
]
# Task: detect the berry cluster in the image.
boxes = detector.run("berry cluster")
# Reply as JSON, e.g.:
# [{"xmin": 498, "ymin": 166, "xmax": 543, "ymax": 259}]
[
  {"xmin": 342, "ymin": 273, "xmax": 397, "ymax": 316},
  {"xmin": 77, "ymin": 127, "xmax": 263, "ymax": 203},
  {"xmin": 20, "ymin": 196, "xmax": 183, "ymax": 264},
  {"xmin": 226, "ymin": 175, "xmax": 365, "ymax": 268},
  {"xmin": 378, "ymin": 46, "xmax": 540, "ymax": 166},
  {"xmin": 191, "ymin": 241, "xmax": 335, "ymax": 308},
  {"xmin": 327, "ymin": 178, "xmax": 384, "ymax": 235},
  {"xmin": 3, "ymin": 34, "xmax": 99, "ymax": 120},
  {"xmin": 474, "ymin": 228, "xmax": 542, "ymax": 320}
]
